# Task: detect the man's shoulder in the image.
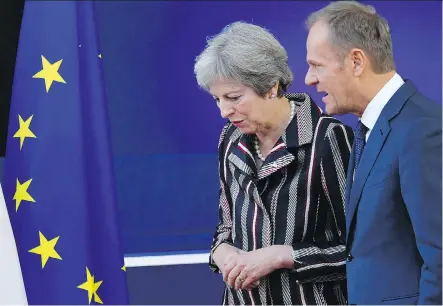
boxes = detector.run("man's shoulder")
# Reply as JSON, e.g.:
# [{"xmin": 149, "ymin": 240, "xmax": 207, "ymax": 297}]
[
  {"xmin": 392, "ymin": 87, "xmax": 441, "ymax": 129},
  {"xmin": 406, "ymin": 90, "xmax": 441, "ymax": 118},
  {"xmin": 387, "ymin": 89, "xmax": 442, "ymax": 151}
]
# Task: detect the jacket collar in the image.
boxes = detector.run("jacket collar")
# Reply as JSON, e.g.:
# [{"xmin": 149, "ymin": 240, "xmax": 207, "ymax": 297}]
[
  {"xmin": 226, "ymin": 92, "xmax": 323, "ymax": 180},
  {"xmin": 284, "ymin": 92, "xmax": 323, "ymax": 148}
]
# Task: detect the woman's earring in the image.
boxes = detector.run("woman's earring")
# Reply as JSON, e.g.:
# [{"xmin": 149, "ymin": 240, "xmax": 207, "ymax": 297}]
[{"xmin": 271, "ymin": 94, "xmax": 276, "ymax": 99}]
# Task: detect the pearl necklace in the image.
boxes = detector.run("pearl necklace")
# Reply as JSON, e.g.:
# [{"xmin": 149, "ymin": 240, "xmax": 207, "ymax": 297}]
[{"xmin": 254, "ymin": 100, "xmax": 296, "ymax": 162}]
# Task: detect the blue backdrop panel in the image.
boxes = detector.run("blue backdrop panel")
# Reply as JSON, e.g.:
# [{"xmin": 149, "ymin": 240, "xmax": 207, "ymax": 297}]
[
  {"xmin": 126, "ymin": 264, "xmax": 224, "ymax": 304},
  {"xmin": 113, "ymin": 154, "xmax": 218, "ymax": 254}
]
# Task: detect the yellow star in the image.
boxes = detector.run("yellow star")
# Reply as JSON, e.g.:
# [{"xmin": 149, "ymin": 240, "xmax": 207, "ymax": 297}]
[
  {"xmin": 32, "ymin": 55, "xmax": 66, "ymax": 92},
  {"xmin": 98, "ymin": 54, "xmax": 102, "ymax": 58},
  {"xmin": 13, "ymin": 178, "xmax": 35, "ymax": 211},
  {"xmin": 13, "ymin": 115, "xmax": 37, "ymax": 150},
  {"xmin": 121, "ymin": 265, "xmax": 126, "ymax": 272},
  {"xmin": 77, "ymin": 267, "xmax": 103, "ymax": 305},
  {"xmin": 28, "ymin": 231, "xmax": 62, "ymax": 268}
]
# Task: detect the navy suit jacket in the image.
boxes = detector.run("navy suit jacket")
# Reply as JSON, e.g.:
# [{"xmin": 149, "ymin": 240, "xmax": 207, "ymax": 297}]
[{"xmin": 345, "ymin": 80, "xmax": 442, "ymax": 305}]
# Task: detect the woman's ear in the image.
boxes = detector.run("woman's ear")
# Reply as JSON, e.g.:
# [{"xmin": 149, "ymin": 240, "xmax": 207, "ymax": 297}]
[{"xmin": 269, "ymin": 81, "xmax": 279, "ymax": 99}]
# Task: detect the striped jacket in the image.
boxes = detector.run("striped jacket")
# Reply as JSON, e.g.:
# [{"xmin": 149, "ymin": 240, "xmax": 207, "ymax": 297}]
[{"xmin": 209, "ymin": 93, "xmax": 354, "ymax": 305}]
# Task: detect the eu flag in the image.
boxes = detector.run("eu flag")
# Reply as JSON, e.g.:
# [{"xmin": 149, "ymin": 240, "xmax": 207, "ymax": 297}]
[{"xmin": 2, "ymin": 1, "xmax": 129, "ymax": 304}]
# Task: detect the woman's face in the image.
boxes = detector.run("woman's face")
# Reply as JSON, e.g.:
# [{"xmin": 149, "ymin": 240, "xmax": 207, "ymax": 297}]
[{"xmin": 209, "ymin": 79, "xmax": 272, "ymax": 135}]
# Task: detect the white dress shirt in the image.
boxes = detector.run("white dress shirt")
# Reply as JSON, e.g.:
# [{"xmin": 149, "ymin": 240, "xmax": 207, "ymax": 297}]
[{"xmin": 360, "ymin": 73, "xmax": 405, "ymax": 142}]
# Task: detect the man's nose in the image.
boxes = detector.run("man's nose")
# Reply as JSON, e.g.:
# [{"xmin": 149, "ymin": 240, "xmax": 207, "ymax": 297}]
[{"xmin": 305, "ymin": 69, "xmax": 318, "ymax": 86}]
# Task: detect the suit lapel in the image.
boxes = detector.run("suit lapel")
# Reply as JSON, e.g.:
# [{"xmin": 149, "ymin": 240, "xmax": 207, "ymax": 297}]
[
  {"xmin": 345, "ymin": 141, "xmax": 356, "ymax": 210},
  {"xmin": 345, "ymin": 79, "xmax": 418, "ymax": 241},
  {"xmin": 346, "ymin": 120, "xmax": 391, "ymax": 238}
]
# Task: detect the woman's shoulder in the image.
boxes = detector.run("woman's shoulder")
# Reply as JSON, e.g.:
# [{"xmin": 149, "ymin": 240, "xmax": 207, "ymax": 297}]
[
  {"xmin": 286, "ymin": 92, "xmax": 353, "ymax": 142},
  {"xmin": 285, "ymin": 91, "xmax": 352, "ymax": 132},
  {"xmin": 285, "ymin": 92, "xmax": 312, "ymax": 102},
  {"xmin": 313, "ymin": 115, "xmax": 354, "ymax": 154},
  {"xmin": 285, "ymin": 92, "xmax": 324, "ymax": 115},
  {"xmin": 286, "ymin": 91, "xmax": 349, "ymax": 121}
]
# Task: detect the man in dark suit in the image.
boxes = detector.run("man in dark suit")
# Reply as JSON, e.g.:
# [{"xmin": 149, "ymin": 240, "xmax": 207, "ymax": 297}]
[{"xmin": 304, "ymin": 1, "xmax": 442, "ymax": 304}]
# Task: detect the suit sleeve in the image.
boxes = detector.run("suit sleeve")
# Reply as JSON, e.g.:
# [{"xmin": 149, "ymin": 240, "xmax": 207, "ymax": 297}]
[
  {"xmin": 209, "ymin": 124, "xmax": 234, "ymax": 273},
  {"xmin": 400, "ymin": 117, "xmax": 442, "ymax": 304},
  {"xmin": 291, "ymin": 123, "xmax": 354, "ymax": 283}
]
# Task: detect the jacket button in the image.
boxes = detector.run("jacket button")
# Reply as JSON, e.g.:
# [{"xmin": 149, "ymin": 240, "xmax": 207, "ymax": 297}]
[{"xmin": 346, "ymin": 254, "xmax": 354, "ymax": 262}]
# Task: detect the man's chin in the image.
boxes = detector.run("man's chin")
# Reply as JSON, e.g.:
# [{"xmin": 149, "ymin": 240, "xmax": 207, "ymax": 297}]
[
  {"xmin": 324, "ymin": 107, "xmax": 337, "ymax": 116},
  {"xmin": 324, "ymin": 105, "xmax": 344, "ymax": 116}
]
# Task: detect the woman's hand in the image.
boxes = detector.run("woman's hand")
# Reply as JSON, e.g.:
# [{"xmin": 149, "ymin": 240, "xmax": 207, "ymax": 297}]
[
  {"xmin": 226, "ymin": 245, "xmax": 293, "ymax": 290},
  {"xmin": 212, "ymin": 243, "xmax": 242, "ymax": 269},
  {"xmin": 222, "ymin": 249, "xmax": 261, "ymax": 291},
  {"xmin": 218, "ymin": 246, "xmax": 244, "ymax": 281},
  {"xmin": 213, "ymin": 244, "xmax": 260, "ymax": 290}
]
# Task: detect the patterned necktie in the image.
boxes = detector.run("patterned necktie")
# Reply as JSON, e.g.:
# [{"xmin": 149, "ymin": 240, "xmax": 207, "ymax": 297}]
[{"xmin": 353, "ymin": 120, "xmax": 369, "ymax": 172}]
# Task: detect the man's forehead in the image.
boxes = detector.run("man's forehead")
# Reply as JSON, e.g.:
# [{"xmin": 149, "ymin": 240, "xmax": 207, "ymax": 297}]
[
  {"xmin": 307, "ymin": 25, "xmax": 338, "ymax": 60},
  {"xmin": 307, "ymin": 21, "xmax": 330, "ymax": 47}
]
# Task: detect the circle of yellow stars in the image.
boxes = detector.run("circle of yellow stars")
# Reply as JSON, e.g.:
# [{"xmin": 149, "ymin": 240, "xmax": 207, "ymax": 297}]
[{"xmin": 12, "ymin": 52, "xmax": 126, "ymax": 305}]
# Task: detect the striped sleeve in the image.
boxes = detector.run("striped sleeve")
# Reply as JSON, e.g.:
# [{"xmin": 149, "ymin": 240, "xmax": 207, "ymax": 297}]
[
  {"xmin": 209, "ymin": 123, "xmax": 235, "ymax": 273},
  {"xmin": 290, "ymin": 121, "xmax": 354, "ymax": 282}
]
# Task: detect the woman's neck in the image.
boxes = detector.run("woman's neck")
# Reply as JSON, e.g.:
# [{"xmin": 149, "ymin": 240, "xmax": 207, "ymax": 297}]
[{"xmin": 256, "ymin": 97, "xmax": 291, "ymax": 145}]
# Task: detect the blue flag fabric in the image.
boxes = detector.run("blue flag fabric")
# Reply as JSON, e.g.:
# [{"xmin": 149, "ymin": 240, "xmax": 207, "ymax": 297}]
[{"xmin": 2, "ymin": 1, "xmax": 129, "ymax": 304}]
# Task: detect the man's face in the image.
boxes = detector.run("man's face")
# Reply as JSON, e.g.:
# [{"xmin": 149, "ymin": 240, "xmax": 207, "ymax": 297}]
[{"xmin": 305, "ymin": 21, "xmax": 356, "ymax": 115}]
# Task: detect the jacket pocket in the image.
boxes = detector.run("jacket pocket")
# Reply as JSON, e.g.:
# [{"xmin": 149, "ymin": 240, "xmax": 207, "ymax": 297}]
[
  {"xmin": 365, "ymin": 164, "xmax": 393, "ymax": 188},
  {"xmin": 381, "ymin": 292, "xmax": 419, "ymax": 304}
]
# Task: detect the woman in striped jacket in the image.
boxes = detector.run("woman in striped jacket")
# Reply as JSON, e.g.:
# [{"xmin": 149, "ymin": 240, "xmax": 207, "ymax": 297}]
[{"xmin": 194, "ymin": 21, "xmax": 354, "ymax": 305}]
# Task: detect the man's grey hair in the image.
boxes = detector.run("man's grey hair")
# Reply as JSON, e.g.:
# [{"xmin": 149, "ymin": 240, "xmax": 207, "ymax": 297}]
[
  {"xmin": 194, "ymin": 21, "xmax": 293, "ymax": 97},
  {"xmin": 306, "ymin": 1, "xmax": 395, "ymax": 73}
]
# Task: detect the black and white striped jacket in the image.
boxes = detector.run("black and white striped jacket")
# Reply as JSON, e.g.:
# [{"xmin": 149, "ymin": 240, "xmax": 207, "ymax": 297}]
[{"xmin": 209, "ymin": 93, "xmax": 354, "ymax": 305}]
